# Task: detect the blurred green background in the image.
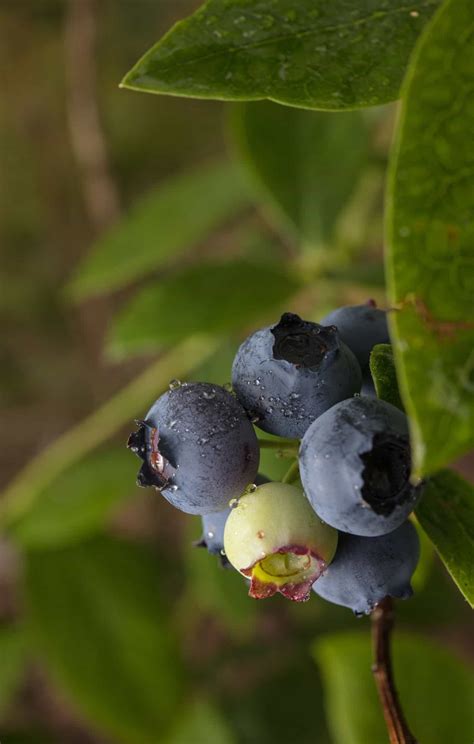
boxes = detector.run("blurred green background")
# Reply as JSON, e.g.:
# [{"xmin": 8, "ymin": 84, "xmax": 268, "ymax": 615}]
[{"xmin": 0, "ymin": 1, "xmax": 472, "ymax": 743}]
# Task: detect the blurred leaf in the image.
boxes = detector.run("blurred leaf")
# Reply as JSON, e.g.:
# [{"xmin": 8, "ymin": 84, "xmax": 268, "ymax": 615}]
[
  {"xmin": 221, "ymin": 650, "xmax": 331, "ymax": 744},
  {"xmin": 192, "ymin": 341, "xmax": 237, "ymax": 387},
  {"xmin": 386, "ymin": 0, "xmax": 474, "ymax": 476},
  {"xmin": 314, "ymin": 632, "xmax": 474, "ymax": 744},
  {"xmin": 232, "ymin": 103, "xmax": 368, "ymax": 247},
  {"xmin": 69, "ymin": 161, "xmax": 251, "ymax": 299},
  {"xmin": 185, "ymin": 519, "xmax": 258, "ymax": 636},
  {"xmin": 369, "ymin": 344, "xmax": 404, "ymax": 411},
  {"xmin": 9, "ymin": 449, "xmax": 136, "ymax": 550},
  {"xmin": 108, "ymin": 260, "xmax": 300, "ymax": 358},
  {"xmin": 122, "ymin": 0, "xmax": 439, "ymax": 110},
  {"xmin": 165, "ymin": 700, "xmax": 236, "ymax": 744},
  {"xmin": 25, "ymin": 537, "xmax": 183, "ymax": 744},
  {"xmin": 416, "ymin": 469, "xmax": 474, "ymax": 607},
  {"xmin": 0, "ymin": 625, "xmax": 28, "ymax": 717}
]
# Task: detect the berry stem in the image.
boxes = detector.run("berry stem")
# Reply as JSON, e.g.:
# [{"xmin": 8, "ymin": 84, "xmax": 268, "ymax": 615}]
[
  {"xmin": 371, "ymin": 597, "xmax": 417, "ymax": 744},
  {"xmin": 258, "ymin": 439, "xmax": 299, "ymax": 456},
  {"xmin": 282, "ymin": 460, "xmax": 300, "ymax": 484}
]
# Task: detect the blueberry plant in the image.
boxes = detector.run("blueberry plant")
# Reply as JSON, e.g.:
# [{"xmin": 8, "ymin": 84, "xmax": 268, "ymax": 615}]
[{"xmin": 1, "ymin": 1, "xmax": 473, "ymax": 743}]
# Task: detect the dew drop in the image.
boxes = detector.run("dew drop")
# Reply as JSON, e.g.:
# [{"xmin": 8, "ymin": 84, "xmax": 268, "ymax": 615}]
[
  {"xmin": 168, "ymin": 379, "xmax": 182, "ymax": 390},
  {"xmin": 229, "ymin": 498, "xmax": 240, "ymax": 509},
  {"xmin": 220, "ymin": 549, "xmax": 226, "ymax": 557},
  {"xmin": 169, "ymin": 485, "xmax": 178, "ymax": 492},
  {"xmin": 202, "ymin": 389, "xmax": 216, "ymax": 400},
  {"xmin": 245, "ymin": 483, "xmax": 258, "ymax": 494},
  {"xmin": 207, "ymin": 531, "xmax": 215, "ymax": 539}
]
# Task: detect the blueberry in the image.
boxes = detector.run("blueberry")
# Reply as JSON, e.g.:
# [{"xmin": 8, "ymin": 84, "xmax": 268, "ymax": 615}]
[
  {"xmin": 224, "ymin": 482, "xmax": 338, "ymax": 601},
  {"xmin": 299, "ymin": 396, "xmax": 423, "ymax": 536},
  {"xmin": 196, "ymin": 474, "xmax": 270, "ymax": 565},
  {"xmin": 127, "ymin": 382, "xmax": 259, "ymax": 515},
  {"xmin": 319, "ymin": 303, "xmax": 389, "ymax": 379},
  {"xmin": 231, "ymin": 313, "xmax": 362, "ymax": 439},
  {"xmin": 313, "ymin": 521, "xmax": 420, "ymax": 615}
]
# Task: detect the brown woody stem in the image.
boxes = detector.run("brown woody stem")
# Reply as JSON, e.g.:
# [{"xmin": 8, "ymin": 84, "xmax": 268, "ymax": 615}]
[{"xmin": 371, "ymin": 597, "xmax": 418, "ymax": 744}]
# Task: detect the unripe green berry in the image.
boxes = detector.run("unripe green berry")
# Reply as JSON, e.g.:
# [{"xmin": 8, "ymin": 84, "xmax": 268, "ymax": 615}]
[{"xmin": 224, "ymin": 482, "xmax": 338, "ymax": 601}]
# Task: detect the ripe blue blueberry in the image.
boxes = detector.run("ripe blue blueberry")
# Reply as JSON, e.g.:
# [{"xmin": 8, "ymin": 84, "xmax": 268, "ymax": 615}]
[
  {"xmin": 299, "ymin": 397, "xmax": 423, "ymax": 536},
  {"xmin": 319, "ymin": 303, "xmax": 389, "ymax": 372},
  {"xmin": 197, "ymin": 475, "xmax": 270, "ymax": 565},
  {"xmin": 313, "ymin": 521, "xmax": 420, "ymax": 615},
  {"xmin": 231, "ymin": 313, "xmax": 362, "ymax": 439},
  {"xmin": 127, "ymin": 382, "xmax": 259, "ymax": 515},
  {"xmin": 320, "ymin": 303, "xmax": 389, "ymax": 394}
]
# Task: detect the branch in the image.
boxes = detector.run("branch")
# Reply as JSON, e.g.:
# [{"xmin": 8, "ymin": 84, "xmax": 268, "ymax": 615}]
[
  {"xmin": 64, "ymin": 0, "xmax": 120, "ymax": 233},
  {"xmin": 371, "ymin": 597, "xmax": 418, "ymax": 744}
]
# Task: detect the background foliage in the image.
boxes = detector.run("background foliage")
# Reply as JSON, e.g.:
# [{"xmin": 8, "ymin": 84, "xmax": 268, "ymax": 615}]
[{"xmin": 0, "ymin": 1, "xmax": 472, "ymax": 742}]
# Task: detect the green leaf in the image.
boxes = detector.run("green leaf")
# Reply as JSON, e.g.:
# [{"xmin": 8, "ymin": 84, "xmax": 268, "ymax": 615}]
[
  {"xmin": 9, "ymin": 449, "xmax": 137, "ymax": 550},
  {"xmin": 122, "ymin": 0, "xmax": 440, "ymax": 110},
  {"xmin": 369, "ymin": 343, "xmax": 404, "ymax": 411},
  {"xmin": 165, "ymin": 700, "xmax": 236, "ymax": 744},
  {"xmin": 416, "ymin": 469, "xmax": 474, "ymax": 607},
  {"xmin": 232, "ymin": 102, "xmax": 368, "ymax": 247},
  {"xmin": 108, "ymin": 260, "xmax": 300, "ymax": 358},
  {"xmin": 314, "ymin": 632, "xmax": 474, "ymax": 744},
  {"xmin": 386, "ymin": 0, "xmax": 474, "ymax": 476},
  {"xmin": 25, "ymin": 537, "xmax": 183, "ymax": 744},
  {"xmin": 68, "ymin": 161, "xmax": 251, "ymax": 299},
  {"xmin": 0, "ymin": 625, "xmax": 28, "ymax": 717}
]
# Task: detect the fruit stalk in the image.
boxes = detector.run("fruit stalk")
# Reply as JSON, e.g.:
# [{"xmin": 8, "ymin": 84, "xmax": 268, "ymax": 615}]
[{"xmin": 371, "ymin": 597, "xmax": 417, "ymax": 744}]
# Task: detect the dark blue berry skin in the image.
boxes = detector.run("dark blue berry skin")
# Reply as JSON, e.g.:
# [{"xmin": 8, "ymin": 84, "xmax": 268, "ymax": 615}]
[
  {"xmin": 319, "ymin": 304, "xmax": 389, "ymax": 376},
  {"xmin": 313, "ymin": 521, "xmax": 420, "ymax": 615},
  {"xmin": 127, "ymin": 383, "xmax": 259, "ymax": 515},
  {"xmin": 231, "ymin": 313, "xmax": 362, "ymax": 439},
  {"xmin": 197, "ymin": 474, "xmax": 270, "ymax": 565},
  {"xmin": 299, "ymin": 397, "xmax": 423, "ymax": 536}
]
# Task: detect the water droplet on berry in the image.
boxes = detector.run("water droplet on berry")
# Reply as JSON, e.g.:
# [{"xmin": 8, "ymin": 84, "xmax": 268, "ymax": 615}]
[
  {"xmin": 245, "ymin": 483, "xmax": 257, "ymax": 494},
  {"xmin": 229, "ymin": 498, "xmax": 240, "ymax": 509},
  {"xmin": 202, "ymin": 389, "xmax": 216, "ymax": 400},
  {"xmin": 207, "ymin": 531, "xmax": 215, "ymax": 539},
  {"xmin": 168, "ymin": 379, "xmax": 182, "ymax": 390}
]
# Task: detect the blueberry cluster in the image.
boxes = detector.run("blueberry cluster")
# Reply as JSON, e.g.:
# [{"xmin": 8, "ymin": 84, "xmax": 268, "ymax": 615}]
[{"xmin": 128, "ymin": 305, "xmax": 423, "ymax": 614}]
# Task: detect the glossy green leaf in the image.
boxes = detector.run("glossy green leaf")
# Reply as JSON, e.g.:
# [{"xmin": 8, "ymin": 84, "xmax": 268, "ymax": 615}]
[
  {"xmin": 165, "ymin": 700, "xmax": 236, "ymax": 744},
  {"xmin": 0, "ymin": 625, "xmax": 28, "ymax": 717},
  {"xmin": 69, "ymin": 161, "xmax": 251, "ymax": 299},
  {"xmin": 416, "ymin": 469, "xmax": 474, "ymax": 607},
  {"xmin": 386, "ymin": 0, "xmax": 474, "ymax": 475},
  {"xmin": 108, "ymin": 260, "xmax": 300, "ymax": 358},
  {"xmin": 25, "ymin": 537, "xmax": 183, "ymax": 744},
  {"xmin": 314, "ymin": 632, "xmax": 474, "ymax": 744},
  {"xmin": 369, "ymin": 343, "xmax": 404, "ymax": 411},
  {"xmin": 122, "ymin": 0, "xmax": 440, "ymax": 110},
  {"xmin": 232, "ymin": 102, "xmax": 368, "ymax": 246},
  {"xmin": 9, "ymin": 449, "xmax": 137, "ymax": 549}
]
